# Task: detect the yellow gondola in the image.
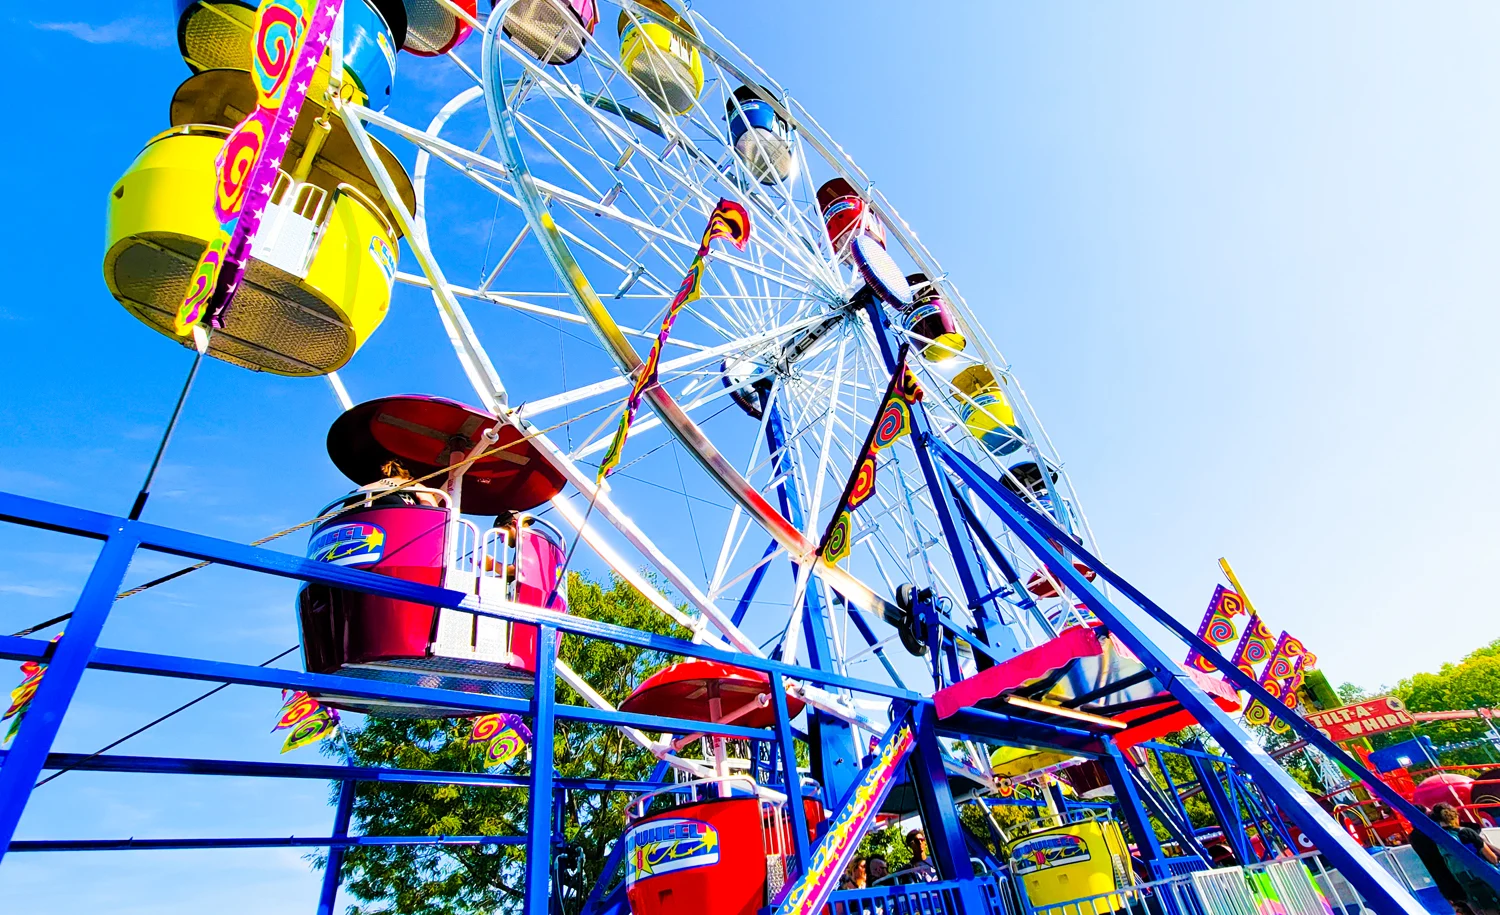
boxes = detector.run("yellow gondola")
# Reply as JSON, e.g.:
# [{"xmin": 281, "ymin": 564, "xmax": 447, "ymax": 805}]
[
  {"xmin": 174, "ymin": 0, "xmax": 403, "ymax": 111},
  {"xmin": 1008, "ymin": 814, "xmax": 1136, "ymax": 914},
  {"xmin": 951, "ymin": 364, "xmax": 1023, "ymax": 456},
  {"xmin": 103, "ymin": 69, "xmax": 415, "ymax": 377},
  {"xmin": 617, "ymin": 0, "xmax": 704, "ymax": 116}
]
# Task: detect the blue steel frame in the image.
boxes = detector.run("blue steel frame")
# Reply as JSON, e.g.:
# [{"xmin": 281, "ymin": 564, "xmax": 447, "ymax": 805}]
[
  {"xmin": 0, "ymin": 443, "xmax": 1450, "ymax": 915},
  {"xmin": 931, "ymin": 437, "xmax": 1500, "ymax": 911},
  {"xmin": 0, "ymin": 490, "xmax": 949, "ymax": 912},
  {"xmin": 860, "ymin": 299, "xmax": 1021, "ymax": 668},
  {"xmin": 763, "ymin": 395, "xmax": 862, "ymax": 805}
]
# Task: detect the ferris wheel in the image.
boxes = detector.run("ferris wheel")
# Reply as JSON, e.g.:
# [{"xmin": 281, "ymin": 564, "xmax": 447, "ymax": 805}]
[
  {"xmin": 9, "ymin": 4, "xmax": 1443, "ymax": 913},
  {"xmin": 102, "ymin": 0, "xmax": 1114, "ymax": 777}
]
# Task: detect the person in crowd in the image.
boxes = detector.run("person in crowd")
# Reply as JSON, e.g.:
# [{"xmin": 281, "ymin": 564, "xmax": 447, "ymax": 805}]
[
  {"xmin": 1435, "ymin": 803, "xmax": 1500, "ymax": 865},
  {"xmin": 359, "ymin": 459, "xmax": 442, "ymax": 507},
  {"xmin": 889, "ymin": 829, "xmax": 937, "ymax": 884},
  {"xmin": 1407, "ymin": 807, "xmax": 1475, "ymax": 914},
  {"xmin": 1432, "ymin": 803, "xmax": 1500, "ymax": 915},
  {"xmin": 840, "ymin": 856, "xmax": 868, "ymax": 890},
  {"xmin": 867, "ymin": 855, "xmax": 889, "ymax": 886}
]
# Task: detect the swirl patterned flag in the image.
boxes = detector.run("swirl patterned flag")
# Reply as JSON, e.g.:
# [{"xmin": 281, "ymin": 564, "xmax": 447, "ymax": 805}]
[
  {"xmin": 773, "ymin": 712, "xmax": 916, "ymax": 915},
  {"xmin": 817, "ymin": 351, "xmax": 923, "ymax": 565},
  {"xmin": 2, "ymin": 636, "xmax": 60, "ymax": 745},
  {"xmin": 1184, "ymin": 585, "xmax": 1247, "ymax": 673},
  {"xmin": 174, "ymin": 0, "xmax": 345, "ymax": 335},
  {"xmin": 596, "ymin": 199, "xmax": 751, "ymax": 480},
  {"xmin": 468, "ymin": 712, "xmax": 532, "ymax": 768},
  {"xmin": 1229, "ymin": 613, "xmax": 1276, "ymax": 679},
  {"xmin": 1243, "ymin": 633, "xmax": 1312, "ymax": 731},
  {"xmin": 273, "ymin": 689, "xmax": 339, "ymax": 753},
  {"xmin": 1265, "ymin": 632, "xmax": 1306, "ymax": 681}
]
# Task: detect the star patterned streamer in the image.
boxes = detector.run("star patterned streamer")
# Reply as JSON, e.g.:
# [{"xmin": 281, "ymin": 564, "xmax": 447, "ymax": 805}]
[
  {"xmin": 468, "ymin": 712, "xmax": 532, "ymax": 768},
  {"xmin": 175, "ymin": 0, "xmax": 345, "ymax": 334},
  {"xmin": 816, "ymin": 350, "xmax": 923, "ymax": 565},
  {"xmin": 272, "ymin": 689, "xmax": 339, "ymax": 753},
  {"xmin": 596, "ymin": 199, "xmax": 751, "ymax": 480},
  {"xmin": 1184, "ymin": 585, "xmax": 1247, "ymax": 673}
]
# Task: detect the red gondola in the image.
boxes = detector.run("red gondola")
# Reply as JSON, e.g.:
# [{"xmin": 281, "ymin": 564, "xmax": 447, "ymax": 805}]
[
  {"xmin": 816, "ymin": 177, "xmax": 884, "ymax": 259},
  {"xmin": 621, "ymin": 659, "xmax": 807, "ymax": 728},
  {"xmin": 297, "ymin": 395, "xmax": 569, "ymax": 716},
  {"xmin": 620, "ymin": 659, "xmax": 811, "ymax": 915},
  {"xmin": 1026, "ymin": 561, "xmax": 1098, "ymax": 599}
]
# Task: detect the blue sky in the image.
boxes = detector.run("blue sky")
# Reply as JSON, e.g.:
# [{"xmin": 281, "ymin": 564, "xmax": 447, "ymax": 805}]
[{"xmin": 3, "ymin": 1, "xmax": 1499, "ymax": 910}]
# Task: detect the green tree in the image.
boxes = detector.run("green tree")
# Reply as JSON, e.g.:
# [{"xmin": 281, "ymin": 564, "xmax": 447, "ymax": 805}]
[
  {"xmin": 1337, "ymin": 682, "xmax": 1372, "ymax": 705},
  {"xmin": 1389, "ymin": 637, "xmax": 1500, "ymax": 766},
  {"xmin": 323, "ymin": 572, "xmax": 690, "ymax": 915}
]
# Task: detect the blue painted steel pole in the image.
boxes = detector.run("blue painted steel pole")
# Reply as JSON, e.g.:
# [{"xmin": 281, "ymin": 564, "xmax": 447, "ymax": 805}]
[
  {"xmin": 0, "ymin": 530, "xmax": 137, "ymax": 859},
  {"xmin": 525, "ymin": 625, "xmax": 559, "ymax": 915},
  {"xmin": 317, "ymin": 779, "xmax": 356, "ymax": 915},
  {"xmin": 770, "ymin": 673, "xmax": 811, "ymax": 871},
  {"xmin": 765, "ymin": 396, "xmax": 861, "ymax": 805},
  {"xmin": 860, "ymin": 300, "xmax": 1019, "ymax": 659},
  {"xmin": 1098, "ymin": 741, "xmax": 1163, "ymax": 868},
  {"xmin": 907, "ymin": 705, "xmax": 989, "ymax": 913},
  {"xmin": 1190, "ymin": 753, "xmax": 1251, "ymax": 864},
  {"xmin": 1124, "ymin": 764, "xmax": 1211, "ymax": 868},
  {"xmin": 931, "ymin": 439, "xmax": 1430, "ymax": 913}
]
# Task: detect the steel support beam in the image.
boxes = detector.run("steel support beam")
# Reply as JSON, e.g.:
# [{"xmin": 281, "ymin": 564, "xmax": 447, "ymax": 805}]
[
  {"xmin": 317, "ymin": 780, "xmax": 355, "ymax": 915},
  {"xmin": 525, "ymin": 626, "xmax": 559, "ymax": 915},
  {"xmin": 771, "ymin": 673, "xmax": 812, "ymax": 872},
  {"xmin": 1191, "ymin": 753, "xmax": 1251, "ymax": 864},
  {"xmin": 860, "ymin": 300, "xmax": 1019, "ymax": 662},
  {"xmin": 931, "ymin": 438, "xmax": 1433, "ymax": 913},
  {"xmin": 765, "ymin": 395, "xmax": 860, "ymax": 804},
  {"xmin": 0, "ymin": 531, "xmax": 136, "ymax": 859},
  {"xmin": 1099, "ymin": 740, "xmax": 1164, "ymax": 868},
  {"xmin": 907, "ymin": 705, "xmax": 989, "ymax": 914}
]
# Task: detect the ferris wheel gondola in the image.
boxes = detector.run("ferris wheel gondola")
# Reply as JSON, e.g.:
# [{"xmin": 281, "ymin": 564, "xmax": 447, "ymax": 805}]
[
  {"xmin": 103, "ymin": 69, "xmax": 411, "ymax": 376},
  {"xmin": 299, "ymin": 395, "xmax": 568, "ymax": 716}
]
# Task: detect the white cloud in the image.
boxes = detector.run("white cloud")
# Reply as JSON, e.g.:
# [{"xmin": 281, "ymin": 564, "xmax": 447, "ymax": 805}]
[
  {"xmin": 32, "ymin": 17, "xmax": 171, "ymax": 49},
  {"xmin": 0, "ymin": 582, "xmax": 75, "ymax": 598}
]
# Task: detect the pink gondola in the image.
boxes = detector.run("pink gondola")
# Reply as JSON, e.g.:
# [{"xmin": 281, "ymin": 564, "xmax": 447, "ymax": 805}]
[{"xmin": 297, "ymin": 395, "xmax": 570, "ymax": 716}]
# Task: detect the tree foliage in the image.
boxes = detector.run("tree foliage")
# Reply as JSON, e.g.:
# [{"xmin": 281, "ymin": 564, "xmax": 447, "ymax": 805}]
[
  {"xmin": 322, "ymin": 572, "xmax": 690, "ymax": 915},
  {"xmin": 1386, "ymin": 637, "xmax": 1500, "ymax": 766}
]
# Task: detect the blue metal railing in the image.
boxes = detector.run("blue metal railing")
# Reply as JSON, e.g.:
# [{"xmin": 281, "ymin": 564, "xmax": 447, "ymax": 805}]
[
  {"xmin": 0, "ymin": 490, "xmax": 972, "ymax": 914},
  {"xmin": 824, "ymin": 875, "xmax": 1009, "ymax": 915}
]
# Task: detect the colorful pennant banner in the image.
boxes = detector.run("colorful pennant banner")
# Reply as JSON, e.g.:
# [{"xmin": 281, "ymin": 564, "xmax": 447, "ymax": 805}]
[
  {"xmin": 1185, "ymin": 585, "xmax": 1247, "ymax": 673},
  {"xmin": 3, "ymin": 656, "xmax": 48, "ymax": 745},
  {"xmin": 272, "ymin": 689, "xmax": 340, "ymax": 753},
  {"xmin": 175, "ymin": 0, "xmax": 345, "ymax": 334},
  {"xmin": 1244, "ymin": 632, "xmax": 1312, "ymax": 730},
  {"xmin": 597, "ymin": 198, "xmax": 751, "ymax": 480},
  {"xmin": 468, "ymin": 712, "xmax": 533, "ymax": 768},
  {"xmin": 1229, "ymin": 612, "xmax": 1276, "ymax": 679},
  {"xmin": 817, "ymin": 350, "xmax": 924, "ymax": 565}
]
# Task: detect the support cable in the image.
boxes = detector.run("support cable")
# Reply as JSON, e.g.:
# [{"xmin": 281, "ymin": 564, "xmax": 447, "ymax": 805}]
[{"xmin": 33, "ymin": 645, "xmax": 299, "ymax": 788}]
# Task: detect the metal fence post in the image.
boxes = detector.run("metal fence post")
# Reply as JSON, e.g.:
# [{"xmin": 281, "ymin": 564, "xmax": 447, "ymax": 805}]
[
  {"xmin": 317, "ymin": 779, "xmax": 356, "ymax": 915},
  {"xmin": 770, "ymin": 673, "xmax": 811, "ymax": 871},
  {"xmin": 525, "ymin": 625, "xmax": 559, "ymax": 915},
  {"xmin": 0, "ymin": 530, "xmax": 138, "ymax": 858}
]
